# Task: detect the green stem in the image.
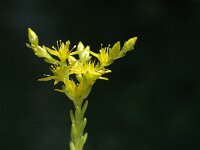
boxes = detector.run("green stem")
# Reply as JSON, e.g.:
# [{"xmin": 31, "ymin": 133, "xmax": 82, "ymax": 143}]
[{"xmin": 69, "ymin": 100, "xmax": 88, "ymax": 150}]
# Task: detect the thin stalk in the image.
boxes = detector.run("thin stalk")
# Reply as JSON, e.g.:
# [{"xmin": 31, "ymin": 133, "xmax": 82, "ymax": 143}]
[{"xmin": 69, "ymin": 100, "xmax": 88, "ymax": 150}]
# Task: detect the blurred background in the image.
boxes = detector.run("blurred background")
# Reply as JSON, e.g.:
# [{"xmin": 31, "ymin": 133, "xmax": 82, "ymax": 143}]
[{"xmin": 0, "ymin": 0, "xmax": 200, "ymax": 150}]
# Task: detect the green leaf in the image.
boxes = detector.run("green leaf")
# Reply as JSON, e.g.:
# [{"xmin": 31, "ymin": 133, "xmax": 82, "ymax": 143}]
[
  {"xmin": 70, "ymin": 110, "xmax": 75, "ymax": 124},
  {"xmin": 81, "ymin": 100, "xmax": 88, "ymax": 118},
  {"xmin": 80, "ymin": 118, "xmax": 87, "ymax": 132},
  {"xmin": 69, "ymin": 142, "xmax": 76, "ymax": 150},
  {"xmin": 71, "ymin": 123, "xmax": 78, "ymax": 138}
]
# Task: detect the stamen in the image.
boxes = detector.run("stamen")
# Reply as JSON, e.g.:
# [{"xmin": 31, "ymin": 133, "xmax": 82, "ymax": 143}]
[
  {"xmin": 43, "ymin": 74, "xmax": 50, "ymax": 76},
  {"xmin": 59, "ymin": 40, "xmax": 62, "ymax": 48},
  {"xmin": 71, "ymin": 45, "xmax": 76, "ymax": 51},
  {"xmin": 52, "ymin": 46, "xmax": 56, "ymax": 50},
  {"xmin": 101, "ymin": 44, "xmax": 103, "ymax": 49},
  {"xmin": 56, "ymin": 41, "xmax": 59, "ymax": 49}
]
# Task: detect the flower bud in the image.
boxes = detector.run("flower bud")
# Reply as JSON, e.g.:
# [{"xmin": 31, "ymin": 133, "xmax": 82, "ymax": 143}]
[
  {"xmin": 28, "ymin": 28, "xmax": 38, "ymax": 45},
  {"xmin": 79, "ymin": 45, "xmax": 91, "ymax": 62},
  {"xmin": 124, "ymin": 37, "xmax": 137, "ymax": 51}
]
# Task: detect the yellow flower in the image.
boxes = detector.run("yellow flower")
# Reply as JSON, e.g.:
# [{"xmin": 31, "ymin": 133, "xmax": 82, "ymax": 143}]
[
  {"xmin": 46, "ymin": 40, "xmax": 71, "ymax": 63},
  {"xmin": 63, "ymin": 79, "xmax": 92, "ymax": 102},
  {"xmin": 71, "ymin": 61, "xmax": 111, "ymax": 84},
  {"xmin": 97, "ymin": 47, "xmax": 111, "ymax": 66},
  {"xmin": 39, "ymin": 63, "xmax": 75, "ymax": 85}
]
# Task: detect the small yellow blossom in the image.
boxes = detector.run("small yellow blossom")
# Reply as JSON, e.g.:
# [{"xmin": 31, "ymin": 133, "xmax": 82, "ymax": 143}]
[
  {"xmin": 63, "ymin": 79, "xmax": 92, "ymax": 102},
  {"xmin": 38, "ymin": 64, "xmax": 73, "ymax": 85},
  {"xmin": 71, "ymin": 61, "xmax": 111, "ymax": 84},
  {"xmin": 46, "ymin": 41, "xmax": 71, "ymax": 63}
]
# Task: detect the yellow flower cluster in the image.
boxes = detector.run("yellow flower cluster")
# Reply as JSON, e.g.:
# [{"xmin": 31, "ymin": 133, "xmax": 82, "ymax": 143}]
[{"xmin": 27, "ymin": 28, "xmax": 137, "ymax": 104}]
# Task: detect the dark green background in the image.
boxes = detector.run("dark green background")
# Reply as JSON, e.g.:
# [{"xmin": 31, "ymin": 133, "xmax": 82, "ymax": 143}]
[{"xmin": 0, "ymin": 0, "xmax": 200, "ymax": 150}]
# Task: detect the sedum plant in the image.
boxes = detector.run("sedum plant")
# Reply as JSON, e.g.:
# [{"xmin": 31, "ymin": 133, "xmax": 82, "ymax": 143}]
[{"xmin": 26, "ymin": 28, "xmax": 137, "ymax": 150}]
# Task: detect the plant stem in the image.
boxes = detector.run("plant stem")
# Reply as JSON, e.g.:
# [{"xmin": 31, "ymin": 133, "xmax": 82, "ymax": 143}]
[{"xmin": 69, "ymin": 100, "xmax": 88, "ymax": 150}]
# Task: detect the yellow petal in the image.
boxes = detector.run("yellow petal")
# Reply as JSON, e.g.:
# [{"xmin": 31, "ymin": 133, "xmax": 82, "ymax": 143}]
[
  {"xmin": 109, "ymin": 41, "xmax": 120, "ymax": 59},
  {"xmin": 46, "ymin": 47, "xmax": 59, "ymax": 56},
  {"xmin": 38, "ymin": 76, "xmax": 55, "ymax": 81}
]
